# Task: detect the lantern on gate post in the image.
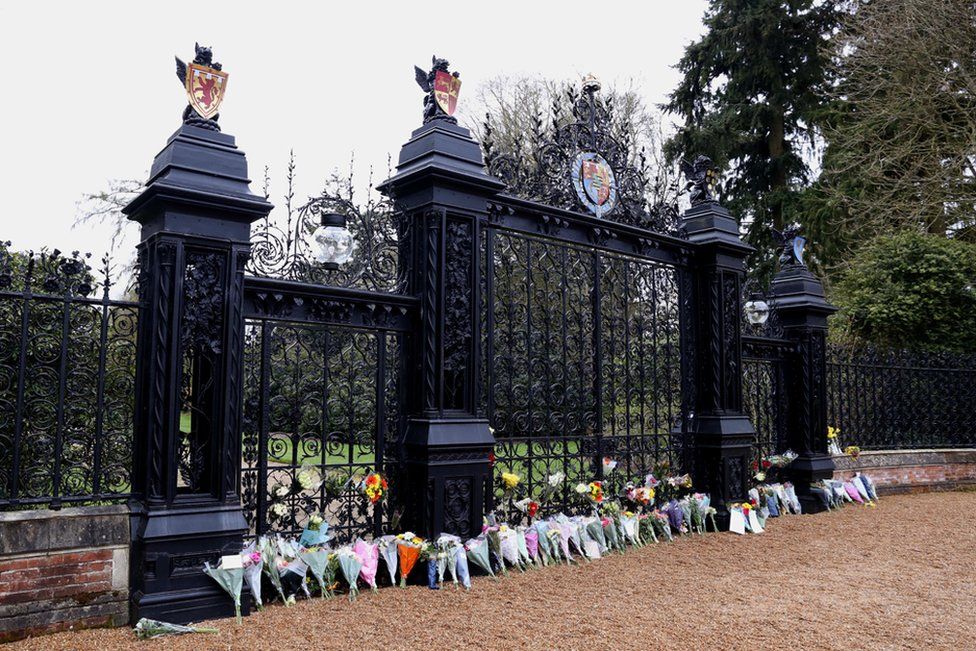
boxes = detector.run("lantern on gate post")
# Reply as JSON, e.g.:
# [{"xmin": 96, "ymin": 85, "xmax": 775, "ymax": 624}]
[
  {"xmin": 313, "ymin": 213, "xmax": 357, "ymax": 270},
  {"xmin": 743, "ymin": 293, "xmax": 771, "ymax": 326}
]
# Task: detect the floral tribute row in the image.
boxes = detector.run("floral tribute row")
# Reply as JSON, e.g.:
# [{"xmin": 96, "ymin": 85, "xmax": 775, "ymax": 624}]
[{"xmin": 133, "ymin": 455, "xmax": 880, "ymax": 639}]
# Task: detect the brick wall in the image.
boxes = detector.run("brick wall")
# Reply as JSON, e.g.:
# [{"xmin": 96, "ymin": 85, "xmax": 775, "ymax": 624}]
[
  {"xmin": 0, "ymin": 505, "xmax": 129, "ymax": 643},
  {"xmin": 832, "ymin": 449, "xmax": 976, "ymax": 494}
]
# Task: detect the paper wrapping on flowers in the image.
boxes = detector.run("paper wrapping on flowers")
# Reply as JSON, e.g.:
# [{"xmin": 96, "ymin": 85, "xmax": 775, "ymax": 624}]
[
  {"xmin": 259, "ymin": 537, "xmax": 288, "ymax": 605},
  {"xmin": 619, "ymin": 513, "xmax": 641, "ymax": 546},
  {"xmin": 241, "ymin": 542, "xmax": 264, "ymax": 608},
  {"xmin": 524, "ymin": 528, "xmax": 540, "ymax": 563},
  {"xmin": 203, "ymin": 561, "xmax": 244, "ymax": 624},
  {"xmin": 464, "ymin": 536, "xmax": 494, "ymax": 577},
  {"xmin": 498, "ymin": 526, "xmax": 521, "ymax": 569},
  {"xmin": 584, "ymin": 517, "xmax": 608, "ymax": 552},
  {"xmin": 336, "ymin": 547, "xmax": 363, "ymax": 601},
  {"xmin": 300, "ymin": 549, "xmax": 334, "ymax": 598},
  {"xmin": 532, "ymin": 522, "xmax": 553, "ymax": 564},
  {"xmin": 377, "ymin": 535, "xmax": 399, "ymax": 585},
  {"xmin": 396, "ymin": 533, "xmax": 424, "ymax": 587},
  {"xmin": 515, "ymin": 527, "xmax": 532, "ymax": 565},
  {"xmin": 353, "ymin": 539, "xmax": 379, "ymax": 590},
  {"xmin": 452, "ymin": 544, "xmax": 472, "ymax": 589},
  {"xmin": 280, "ymin": 557, "xmax": 310, "ymax": 601}
]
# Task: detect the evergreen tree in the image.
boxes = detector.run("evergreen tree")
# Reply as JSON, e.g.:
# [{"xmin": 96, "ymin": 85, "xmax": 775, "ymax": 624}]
[{"xmin": 665, "ymin": 0, "xmax": 839, "ymax": 280}]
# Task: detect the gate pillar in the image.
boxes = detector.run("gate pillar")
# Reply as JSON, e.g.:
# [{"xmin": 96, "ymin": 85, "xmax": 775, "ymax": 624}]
[
  {"xmin": 377, "ymin": 66, "xmax": 504, "ymax": 540},
  {"xmin": 769, "ymin": 235, "xmax": 837, "ymax": 513},
  {"xmin": 680, "ymin": 161, "xmax": 756, "ymax": 526},
  {"xmin": 123, "ymin": 101, "xmax": 272, "ymax": 619}
]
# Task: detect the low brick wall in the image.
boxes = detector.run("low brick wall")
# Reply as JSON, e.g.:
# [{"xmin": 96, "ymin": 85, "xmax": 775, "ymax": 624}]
[
  {"xmin": 0, "ymin": 505, "xmax": 129, "ymax": 643},
  {"xmin": 832, "ymin": 448, "xmax": 976, "ymax": 494}
]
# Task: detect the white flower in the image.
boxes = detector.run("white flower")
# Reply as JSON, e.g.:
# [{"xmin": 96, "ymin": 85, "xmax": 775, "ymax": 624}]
[
  {"xmin": 273, "ymin": 484, "xmax": 290, "ymax": 498},
  {"xmin": 297, "ymin": 468, "xmax": 321, "ymax": 491},
  {"xmin": 309, "ymin": 514, "xmax": 324, "ymax": 527},
  {"xmin": 547, "ymin": 472, "xmax": 565, "ymax": 488},
  {"xmin": 574, "ymin": 483, "xmax": 589, "ymax": 494},
  {"xmin": 270, "ymin": 503, "xmax": 288, "ymax": 518}
]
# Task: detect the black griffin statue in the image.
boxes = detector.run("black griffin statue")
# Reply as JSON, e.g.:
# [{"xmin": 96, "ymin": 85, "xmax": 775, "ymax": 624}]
[
  {"xmin": 175, "ymin": 43, "xmax": 223, "ymax": 131},
  {"xmin": 771, "ymin": 225, "xmax": 807, "ymax": 268},
  {"xmin": 414, "ymin": 55, "xmax": 459, "ymax": 124},
  {"xmin": 680, "ymin": 155, "xmax": 719, "ymax": 206}
]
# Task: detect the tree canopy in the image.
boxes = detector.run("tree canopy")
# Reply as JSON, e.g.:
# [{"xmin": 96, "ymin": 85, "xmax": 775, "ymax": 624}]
[{"xmin": 665, "ymin": 0, "xmax": 840, "ymax": 281}]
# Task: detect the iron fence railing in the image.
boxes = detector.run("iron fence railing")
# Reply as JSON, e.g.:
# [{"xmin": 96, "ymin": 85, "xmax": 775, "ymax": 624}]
[
  {"xmin": 0, "ymin": 246, "xmax": 138, "ymax": 510},
  {"xmin": 827, "ymin": 344, "xmax": 976, "ymax": 450}
]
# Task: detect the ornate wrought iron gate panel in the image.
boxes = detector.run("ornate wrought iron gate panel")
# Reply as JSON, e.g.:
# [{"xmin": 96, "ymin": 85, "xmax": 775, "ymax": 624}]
[
  {"xmin": 482, "ymin": 200, "xmax": 688, "ymax": 513},
  {"xmin": 240, "ymin": 278, "xmax": 413, "ymax": 542},
  {"xmin": 741, "ymin": 336, "xmax": 791, "ymax": 460}
]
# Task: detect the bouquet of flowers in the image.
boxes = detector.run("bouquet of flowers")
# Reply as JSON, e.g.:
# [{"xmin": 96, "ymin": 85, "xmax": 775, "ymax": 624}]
[
  {"xmin": 485, "ymin": 525, "xmax": 508, "ymax": 574},
  {"xmin": 134, "ymin": 618, "xmax": 218, "ymax": 640},
  {"xmin": 299, "ymin": 513, "xmax": 332, "ymax": 548},
  {"xmin": 514, "ymin": 497, "xmax": 541, "ymax": 522},
  {"xmin": 396, "ymin": 532, "xmax": 425, "ymax": 587},
  {"xmin": 358, "ymin": 471, "xmax": 389, "ymax": 506},
  {"xmin": 619, "ymin": 511, "xmax": 641, "ymax": 547},
  {"xmin": 584, "ymin": 516, "xmax": 608, "ymax": 553},
  {"xmin": 827, "ymin": 425, "xmax": 843, "ymax": 455},
  {"xmin": 524, "ymin": 527, "xmax": 540, "ymax": 564},
  {"xmin": 336, "ymin": 546, "xmax": 363, "ymax": 602},
  {"xmin": 435, "ymin": 534, "xmax": 462, "ymax": 586},
  {"xmin": 449, "ymin": 537, "xmax": 472, "ymax": 589},
  {"xmin": 515, "ymin": 526, "xmax": 533, "ymax": 567},
  {"xmin": 377, "ymin": 535, "xmax": 399, "ymax": 586},
  {"xmin": 498, "ymin": 524, "xmax": 523, "ymax": 570},
  {"xmin": 353, "ymin": 539, "xmax": 379, "ymax": 591},
  {"xmin": 637, "ymin": 513, "xmax": 656, "ymax": 543},
  {"xmin": 203, "ymin": 558, "xmax": 245, "ymax": 624},
  {"xmin": 535, "ymin": 471, "xmax": 565, "ymax": 507},
  {"xmin": 241, "ymin": 542, "xmax": 264, "ymax": 609},
  {"xmin": 500, "ymin": 471, "xmax": 521, "ymax": 497},
  {"xmin": 300, "ymin": 547, "xmax": 336, "ymax": 599},
  {"xmin": 259, "ymin": 536, "xmax": 288, "ymax": 605},
  {"xmin": 650, "ymin": 510, "xmax": 674, "ymax": 542},
  {"xmin": 280, "ymin": 556, "xmax": 310, "ymax": 603},
  {"xmin": 533, "ymin": 521, "xmax": 555, "ymax": 565},
  {"xmin": 464, "ymin": 535, "xmax": 495, "ymax": 578}
]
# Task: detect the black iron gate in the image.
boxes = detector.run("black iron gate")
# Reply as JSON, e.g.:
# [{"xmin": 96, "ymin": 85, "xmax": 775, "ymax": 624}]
[
  {"xmin": 239, "ymin": 277, "xmax": 415, "ymax": 542},
  {"xmin": 481, "ymin": 199, "xmax": 691, "ymax": 513}
]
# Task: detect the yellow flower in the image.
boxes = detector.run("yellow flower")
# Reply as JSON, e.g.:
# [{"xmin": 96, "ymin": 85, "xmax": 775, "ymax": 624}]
[
  {"xmin": 501, "ymin": 472, "xmax": 520, "ymax": 490},
  {"xmin": 827, "ymin": 426, "xmax": 839, "ymax": 440}
]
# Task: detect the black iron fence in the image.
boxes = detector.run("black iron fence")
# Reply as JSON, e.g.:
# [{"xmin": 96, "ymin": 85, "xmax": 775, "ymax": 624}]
[
  {"xmin": 827, "ymin": 344, "xmax": 976, "ymax": 449},
  {"xmin": 0, "ymin": 245, "xmax": 138, "ymax": 510}
]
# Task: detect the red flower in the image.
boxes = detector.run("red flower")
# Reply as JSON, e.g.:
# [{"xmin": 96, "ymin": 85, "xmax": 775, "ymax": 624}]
[
  {"xmin": 527, "ymin": 501, "xmax": 539, "ymax": 518},
  {"xmin": 749, "ymin": 497, "xmax": 758, "ymax": 507},
  {"xmin": 761, "ymin": 459, "xmax": 772, "ymax": 469},
  {"xmin": 751, "ymin": 460, "xmax": 759, "ymax": 472},
  {"xmin": 488, "ymin": 451, "xmax": 496, "ymax": 467}
]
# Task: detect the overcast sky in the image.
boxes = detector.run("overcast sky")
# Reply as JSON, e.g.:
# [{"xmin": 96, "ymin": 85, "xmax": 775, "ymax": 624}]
[{"xmin": 0, "ymin": 1, "xmax": 707, "ymax": 264}]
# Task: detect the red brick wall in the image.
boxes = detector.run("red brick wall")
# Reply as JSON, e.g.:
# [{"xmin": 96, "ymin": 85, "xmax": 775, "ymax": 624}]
[
  {"xmin": 832, "ymin": 449, "xmax": 976, "ymax": 494},
  {"xmin": 0, "ymin": 506, "xmax": 129, "ymax": 643}
]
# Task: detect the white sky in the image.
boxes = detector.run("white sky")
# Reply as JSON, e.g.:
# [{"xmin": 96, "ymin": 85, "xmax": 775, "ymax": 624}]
[{"xmin": 0, "ymin": 1, "xmax": 707, "ymax": 263}]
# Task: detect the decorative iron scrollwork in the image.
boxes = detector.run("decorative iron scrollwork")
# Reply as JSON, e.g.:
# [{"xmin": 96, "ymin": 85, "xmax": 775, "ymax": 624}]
[
  {"xmin": 482, "ymin": 82, "xmax": 677, "ymax": 232},
  {"xmin": 247, "ymin": 166, "xmax": 403, "ymax": 293}
]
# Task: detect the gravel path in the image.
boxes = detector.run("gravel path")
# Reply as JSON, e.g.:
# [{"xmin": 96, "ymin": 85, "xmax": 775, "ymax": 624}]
[{"xmin": 11, "ymin": 491, "xmax": 975, "ymax": 650}]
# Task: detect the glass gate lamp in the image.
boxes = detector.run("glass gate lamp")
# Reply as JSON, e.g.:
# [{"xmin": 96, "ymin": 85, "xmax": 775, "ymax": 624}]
[
  {"xmin": 743, "ymin": 294, "xmax": 770, "ymax": 326},
  {"xmin": 312, "ymin": 213, "xmax": 357, "ymax": 270}
]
